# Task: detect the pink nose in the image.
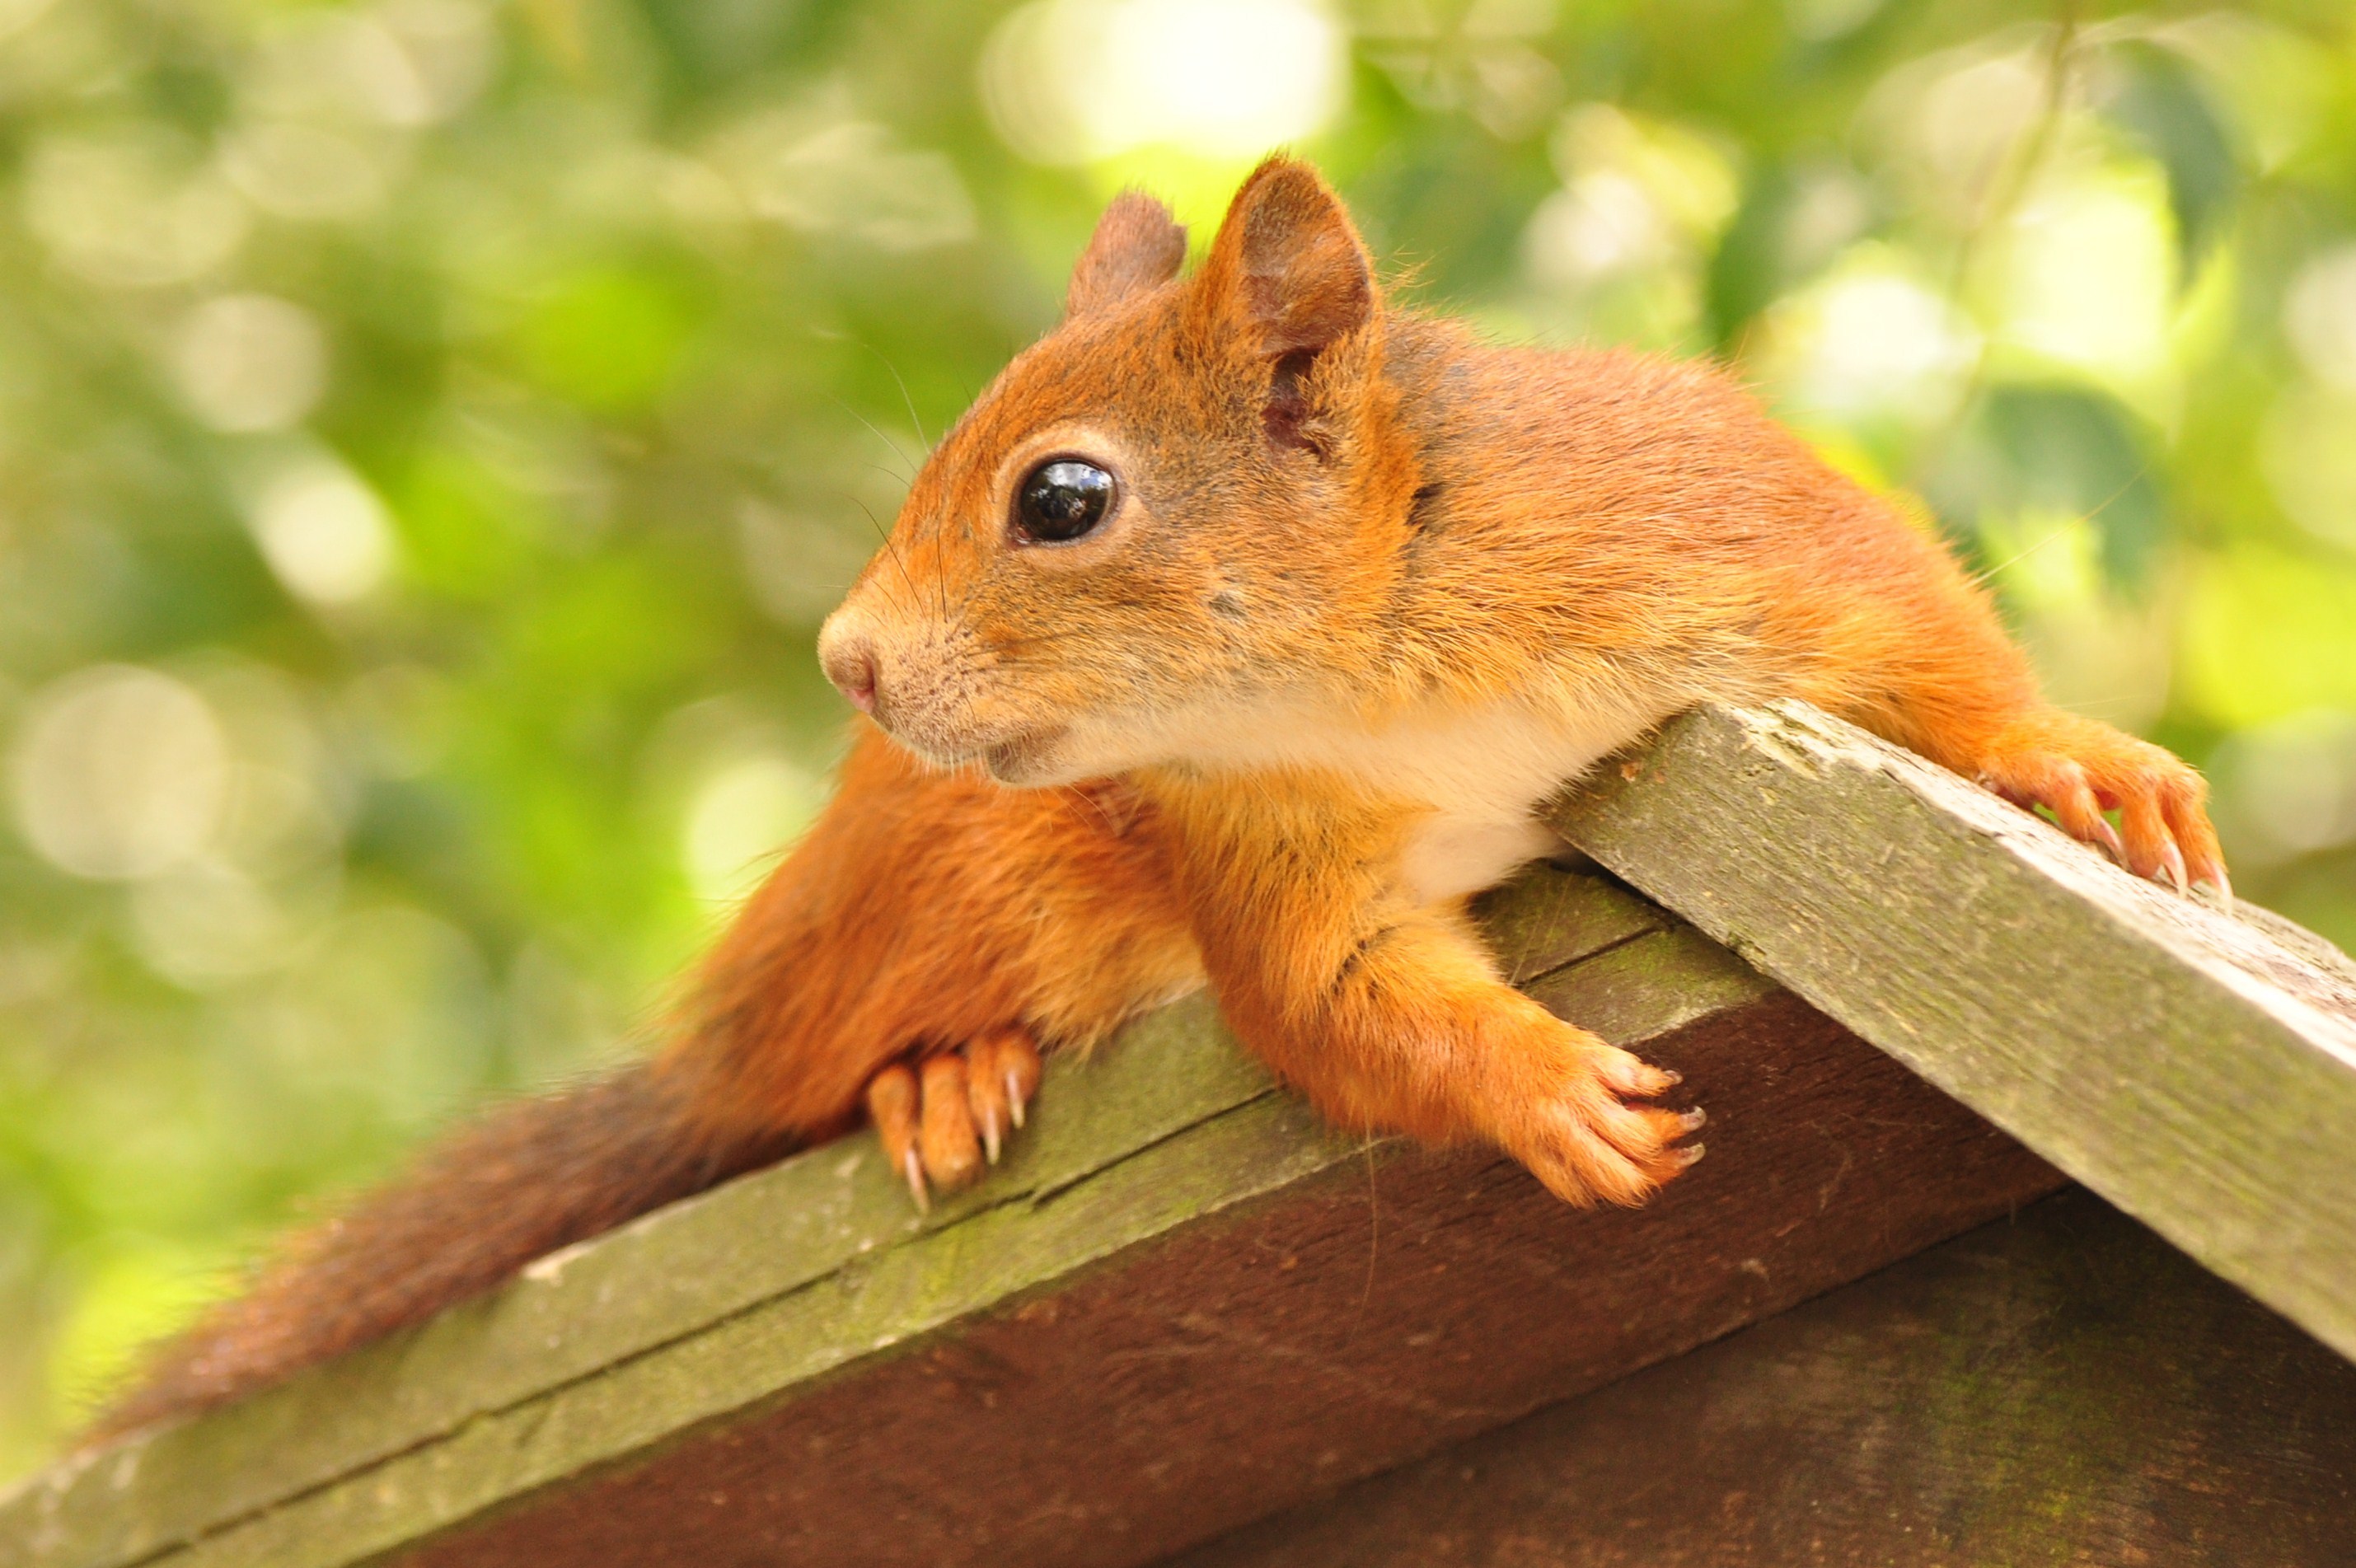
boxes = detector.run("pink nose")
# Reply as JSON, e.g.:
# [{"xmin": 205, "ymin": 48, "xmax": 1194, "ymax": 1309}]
[{"xmin": 822, "ymin": 636, "xmax": 878, "ymax": 715}]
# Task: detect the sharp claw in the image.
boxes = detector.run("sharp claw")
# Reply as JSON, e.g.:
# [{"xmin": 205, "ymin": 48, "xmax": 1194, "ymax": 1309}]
[
  {"xmin": 902, "ymin": 1149, "xmax": 930, "ymax": 1214},
  {"xmin": 2158, "ymin": 841, "xmax": 2189, "ymax": 896},
  {"xmin": 1679, "ymin": 1107, "xmax": 1707, "ymax": 1133},
  {"xmin": 1006, "ymin": 1070, "xmax": 1025, "ymax": 1130},
  {"xmin": 1677, "ymin": 1142, "xmax": 1707, "ymax": 1168},
  {"xmin": 981, "ymin": 1110, "xmax": 1002, "ymax": 1165},
  {"xmin": 2192, "ymin": 864, "xmax": 2234, "ymax": 910}
]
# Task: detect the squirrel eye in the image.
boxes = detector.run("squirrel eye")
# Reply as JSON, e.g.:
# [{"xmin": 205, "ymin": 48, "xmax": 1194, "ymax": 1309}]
[{"xmin": 1014, "ymin": 459, "xmax": 1116, "ymax": 544}]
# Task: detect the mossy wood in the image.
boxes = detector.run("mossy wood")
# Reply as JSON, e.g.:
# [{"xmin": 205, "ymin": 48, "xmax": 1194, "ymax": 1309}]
[
  {"xmin": 7, "ymin": 699, "xmax": 2354, "ymax": 1568},
  {"xmin": 1551, "ymin": 701, "xmax": 2356, "ymax": 1360},
  {"xmin": 0, "ymin": 867, "xmax": 2060, "ymax": 1568}
]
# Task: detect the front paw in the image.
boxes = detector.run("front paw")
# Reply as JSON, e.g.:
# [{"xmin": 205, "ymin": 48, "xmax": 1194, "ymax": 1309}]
[
  {"xmin": 864, "ymin": 1027, "xmax": 1042, "ymax": 1212},
  {"xmin": 1485, "ymin": 1008, "xmax": 1704, "ymax": 1208}
]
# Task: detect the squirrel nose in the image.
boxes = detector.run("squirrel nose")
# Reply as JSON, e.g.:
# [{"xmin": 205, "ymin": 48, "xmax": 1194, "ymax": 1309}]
[{"xmin": 819, "ymin": 628, "xmax": 879, "ymax": 715}]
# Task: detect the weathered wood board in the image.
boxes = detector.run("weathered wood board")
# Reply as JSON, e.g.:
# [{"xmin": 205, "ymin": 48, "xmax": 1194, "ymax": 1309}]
[
  {"xmin": 1176, "ymin": 1187, "xmax": 2356, "ymax": 1567},
  {"xmin": 0, "ymin": 868, "xmax": 2059, "ymax": 1568},
  {"xmin": 1552, "ymin": 701, "xmax": 2356, "ymax": 1362}
]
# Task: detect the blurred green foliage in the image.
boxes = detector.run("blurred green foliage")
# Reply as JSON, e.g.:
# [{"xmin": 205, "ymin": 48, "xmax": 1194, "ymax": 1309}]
[{"xmin": 0, "ymin": 0, "xmax": 2352, "ymax": 1477}]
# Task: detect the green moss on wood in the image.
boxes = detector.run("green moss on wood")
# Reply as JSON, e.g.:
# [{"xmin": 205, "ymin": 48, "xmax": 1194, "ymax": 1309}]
[
  {"xmin": 1552, "ymin": 700, "xmax": 2356, "ymax": 1363},
  {"xmin": 3, "ymin": 865, "xmax": 1763, "ymax": 1568}
]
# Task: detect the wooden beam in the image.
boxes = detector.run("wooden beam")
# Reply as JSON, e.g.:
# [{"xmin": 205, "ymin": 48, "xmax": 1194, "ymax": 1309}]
[
  {"xmin": 0, "ymin": 868, "xmax": 2059, "ymax": 1568},
  {"xmin": 1549, "ymin": 701, "xmax": 2356, "ymax": 1361},
  {"xmin": 1176, "ymin": 1187, "xmax": 2356, "ymax": 1568}
]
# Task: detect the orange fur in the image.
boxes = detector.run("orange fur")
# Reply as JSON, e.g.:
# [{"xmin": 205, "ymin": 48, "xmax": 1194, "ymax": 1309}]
[
  {"xmin": 672, "ymin": 726, "xmax": 1194, "ymax": 1144},
  {"xmin": 96, "ymin": 730, "xmax": 1194, "ymax": 1438},
  {"xmin": 99, "ymin": 157, "xmax": 2223, "ymax": 1439},
  {"xmin": 817, "ymin": 156, "xmax": 2224, "ymax": 1205}
]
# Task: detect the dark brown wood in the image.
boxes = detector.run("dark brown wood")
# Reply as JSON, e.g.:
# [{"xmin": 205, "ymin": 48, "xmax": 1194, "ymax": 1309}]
[
  {"xmin": 1174, "ymin": 1187, "xmax": 2356, "ymax": 1568},
  {"xmin": 22, "ymin": 703, "xmax": 2354, "ymax": 1567},
  {"xmin": 0, "ymin": 873, "xmax": 2062, "ymax": 1568},
  {"xmin": 391, "ymin": 988, "xmax": 2059, "ymax": 1568}
]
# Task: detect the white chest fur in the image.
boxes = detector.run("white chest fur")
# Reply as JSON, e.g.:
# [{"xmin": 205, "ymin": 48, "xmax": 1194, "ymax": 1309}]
[
  {"xmin": 1136, "ymin": 686, "xmax": 1667, "ymax": 906},
  {"xmin": 1355, "ymin": 696, "xmax": 1658, "ymax": 903}
]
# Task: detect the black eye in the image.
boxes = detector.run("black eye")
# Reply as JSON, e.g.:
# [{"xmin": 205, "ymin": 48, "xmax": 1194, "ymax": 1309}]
[{"xmin": 1014, "ymin": 459, "xmax": 1116, "ymax": 544}]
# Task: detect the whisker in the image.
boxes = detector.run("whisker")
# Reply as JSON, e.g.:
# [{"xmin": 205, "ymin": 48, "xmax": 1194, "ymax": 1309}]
[
  {"xmin": 1056, "ymin": 784, "xmax": 1118, "ymax": 837},
  {"xmin": 830, "ymin": 396, "xmax": 918, "ymax": 485},
  {"xmin": 986, "ymin": 631, "xmax": 1089, "ymax": 658},
  {"xmin": 859, "ymin": 341, "xmax": 932, "ymax": 453},
  {"xmin": 843, "ymin": 493, "xmax": 917, "ymax": 614},
  {"xmin": 1968, "ymin": 524, "xmax": 2069, "ymax": 592}
]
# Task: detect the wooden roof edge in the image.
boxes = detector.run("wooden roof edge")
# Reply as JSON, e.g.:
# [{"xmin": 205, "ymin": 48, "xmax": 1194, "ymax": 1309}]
[
  {"xmin": 1551, "ymin": 699, "xmax": 2356, "ymax": 1362},
  {"xmin": 1, "ymin": 857, "xmax": 2066, "ymax": 1568},
  {"xmin": 9, "ymin": 695, "xmax": 2352, "ymax": 1568}
]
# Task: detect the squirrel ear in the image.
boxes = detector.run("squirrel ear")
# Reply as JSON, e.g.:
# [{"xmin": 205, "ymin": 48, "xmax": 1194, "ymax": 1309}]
[
  {"xmin": 1066, "ymin": 192, "xmax": 1187, "ymax": 321},
  {"xmin": 1196, "ymin": 157, "xmax": 1373, "ymax": 357}
]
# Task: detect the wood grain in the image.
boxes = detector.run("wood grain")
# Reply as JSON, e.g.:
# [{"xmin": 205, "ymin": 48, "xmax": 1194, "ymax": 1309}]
[
  {"xmin": 1552, "ymin": 700, "xmax": 2356, "ymax": 1361},
  {"xmin": 0, "ymin": 868, "xmax": 2058, "ymax": 1568},
  {"xmin": 386, "ymin": 993, "xmax": 2051, "ymax": 1568},
  {"xmin": 1177, "ymin": 1187, "xmax": 2356, "ymax": 1568}
]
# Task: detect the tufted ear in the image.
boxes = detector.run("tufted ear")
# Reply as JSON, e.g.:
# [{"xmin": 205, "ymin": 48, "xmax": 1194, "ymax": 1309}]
[
  {"xmin": 1066, "ymin": 191, "xmax": 1187, "ymax": 320},
  {"xmin": 1193, "ymin": 157, "xmax": 1373, "ymax": 358}
]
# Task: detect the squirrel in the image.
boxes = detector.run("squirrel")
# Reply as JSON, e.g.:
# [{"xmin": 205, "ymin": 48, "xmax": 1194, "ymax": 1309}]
[{"xmin": 90, "ymin": 156, "xmax": 2226, "ymax": 1443}]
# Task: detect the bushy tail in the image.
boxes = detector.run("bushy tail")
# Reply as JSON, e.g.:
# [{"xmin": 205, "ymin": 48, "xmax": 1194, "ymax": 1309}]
[{"xmin": 88, "ymin": 1061, "xmax": 797, "ymax": 1443}]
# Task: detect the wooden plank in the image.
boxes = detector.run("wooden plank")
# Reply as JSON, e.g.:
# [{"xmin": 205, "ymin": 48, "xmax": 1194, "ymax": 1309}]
[
  {"xmin": 0, "ymin": 868, "xmax": 2059, "ymax": 1568},
  {"xmin": 1174, "ymin": 1187, "xmax": 2356, "ymax": 1568},
  {"xmin": 1550, "ymin": 700, "xmax": 2356, "ymax": 1362}
]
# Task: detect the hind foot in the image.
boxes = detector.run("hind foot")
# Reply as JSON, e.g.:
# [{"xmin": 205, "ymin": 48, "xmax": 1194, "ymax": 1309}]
[
  {"xmin": 1973, "ymin": 712, "xmax": 2228, "ymax": 901},
  {"xmin": 864, "ymin": 1027, "xmax": 1043, "ymax": 1212}
]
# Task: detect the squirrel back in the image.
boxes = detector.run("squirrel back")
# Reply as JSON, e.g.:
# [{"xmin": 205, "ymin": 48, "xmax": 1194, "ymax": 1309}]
[{"xmin": 813, "ymin": 163, "xmax": 2040, "ymax": 795}]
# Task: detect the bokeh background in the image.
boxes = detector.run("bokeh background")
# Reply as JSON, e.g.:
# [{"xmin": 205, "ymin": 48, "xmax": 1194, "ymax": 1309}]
[{"xmin": 0, "ymin": 0, "xmax": 2351, "ymax": 1476}]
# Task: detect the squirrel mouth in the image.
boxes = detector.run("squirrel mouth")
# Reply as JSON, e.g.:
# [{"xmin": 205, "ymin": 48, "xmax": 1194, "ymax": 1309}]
[{"xmin": 981, "ymin": 726, "xmax": 1069, "ymax": 784}]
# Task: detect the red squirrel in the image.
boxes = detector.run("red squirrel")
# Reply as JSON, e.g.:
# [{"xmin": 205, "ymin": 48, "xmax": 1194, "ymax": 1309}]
[{"xmin": 93, "ymin": 157, "xmax": 2224, "ymax": 1441}]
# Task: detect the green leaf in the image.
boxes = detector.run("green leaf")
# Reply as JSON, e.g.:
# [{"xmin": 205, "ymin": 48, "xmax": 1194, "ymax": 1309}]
[
  {"xmin": 1707, "ymin": 165, "xmax": 1796, "ymax": 352},
  {"xmin": 2099, "ymin": 40, "xmax": 2241, "ymax": 272},
  {"xmin": 510, "ymin": 266, "xmax": 705, "ymax": 415},
  {"xmin": 1935, "ymin": 384, "xmax": 2167, "ymax": 592}
]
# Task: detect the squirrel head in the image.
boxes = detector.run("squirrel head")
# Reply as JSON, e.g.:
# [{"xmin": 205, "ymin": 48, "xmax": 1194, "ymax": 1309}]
[{"xmin": 817, "ymin": 156, "xmax": 1423, "ymax": 784}]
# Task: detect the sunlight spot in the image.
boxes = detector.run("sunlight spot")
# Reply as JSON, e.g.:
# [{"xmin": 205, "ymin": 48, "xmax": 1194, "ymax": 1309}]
[
  {"xmin": 222, "ymin": 123, "xmax": 396, "ymax": 222},
  {"xmin": 12, "ymin": 667, "xmax": 229, "ymax": 882},
  {"xmin": 0, "ymin": 0, "xmax": 55, "ymax": 41},
  {"xmin": 247, "ymin": 453, "xmax": 399, "ymax": 606},
  {"xmin": 172, "ymin": 295, "xmax": 327, "ymax": 433},
  {"xmin": 1993, "ymin": 166, "xmax": 2176, "ymax": 388},
  {"xmin": 131, "ymin": 861, "xmax": 303, "ymax": 987},
  {"xmin": 2285, "ymin": 245, "xmax": 2356, "ymax": 393},
  {"xmin": 24, "ymin": 133, "xmax": 247, "ymax": 289},
  {"xmin": 1760, "ymin": 252, "xmax": 1980, "ymax": 424},
  {"xmin": 684, "ymin": 756, "xmax": 824, "ymax": 903},
  {"xmin": 981, "ymin": 0, "xmax": 1345, "ymax": 166},
  {"xmin": 2259, "ymin": 385, "xmax": 2356, "ymax": 551},
  {"xmin": 1526, "ymin": 171, "xmax": 1665, "ymax": 287},
  {"xmin": 724, "ymin": 116, "xmax": 976, "ymax": 251}
]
